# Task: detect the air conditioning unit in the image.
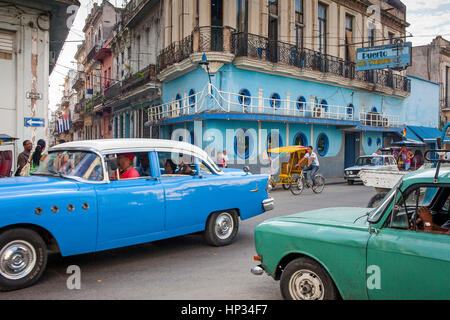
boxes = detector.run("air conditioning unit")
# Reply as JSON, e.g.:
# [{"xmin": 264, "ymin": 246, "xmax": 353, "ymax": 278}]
[{"xmin": 313, "ymin": 106, "xmax": 324, "ymax": 118}]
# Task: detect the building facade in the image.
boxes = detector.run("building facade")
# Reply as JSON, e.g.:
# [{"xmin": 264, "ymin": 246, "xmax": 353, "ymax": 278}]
[
  {"xmin": 146, "ymin": 0, "xmax": 439, "ymax": 178},
  {"xmin": 0, "ymin": 0, "xmax": 78, "ymax": 173},
  {"xmin": 407, "ymin": 36, "xmax": 450, "ymax": 127}
]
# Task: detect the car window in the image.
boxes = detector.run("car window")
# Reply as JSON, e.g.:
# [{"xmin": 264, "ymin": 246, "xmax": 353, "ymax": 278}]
[
  {"xmin": 157, "ymin": 151, "xmax": 197, "ymax": 176},
  {"xmin": 34, "ymin": 151, "xmax": 104, "ymax": 181},
  {"xmin": 390, "ymin": 186, "xmax": 439, "ymax": 229},
  {"xmin": 105, "ymin": 152, "xmax": 142, "ymax": 181}
]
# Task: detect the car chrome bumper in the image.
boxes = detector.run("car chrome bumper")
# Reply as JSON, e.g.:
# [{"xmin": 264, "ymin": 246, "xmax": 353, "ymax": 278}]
[
  {"xmin": 251, "ymin": 265, "xmax": 264, "ymax": 276},
  {"xmin": 262, "ymin": 198, "xmax": 274, "ymax": 212}
]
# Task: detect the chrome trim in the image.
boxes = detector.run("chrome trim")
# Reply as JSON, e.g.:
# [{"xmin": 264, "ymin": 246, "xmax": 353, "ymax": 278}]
[
  {"xmin": 262, "ymin": 197, "xmax": 274, "ymax": 212},
  {"xmin": 251, "ymin": 265, "xmax": 264, "ymax": 276}
]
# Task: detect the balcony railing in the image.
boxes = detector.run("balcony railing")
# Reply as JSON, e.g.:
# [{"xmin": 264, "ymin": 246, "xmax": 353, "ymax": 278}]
[
  {"xmin": 148, "ymin": 83, "xmax": 401, "ymax": 128},
  {"xmin": 232, "ymin": 32, "xmax": 411, "ymax": 93},
  {"xmin": 104, "ymin": 81, "xmax": 121, "ymax": 99},
  {"xmin": 157, "ymin": 29, "xmax": 410, "ymax": 94},
  {"xmin": 121, "ymin": 64, "xmax": 157, "ymax": 94}
]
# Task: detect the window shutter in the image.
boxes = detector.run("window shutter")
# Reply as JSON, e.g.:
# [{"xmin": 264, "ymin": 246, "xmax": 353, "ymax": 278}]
[{"xmin": 0, "ymin": 30, "xmax": 14, "ymax": 59}]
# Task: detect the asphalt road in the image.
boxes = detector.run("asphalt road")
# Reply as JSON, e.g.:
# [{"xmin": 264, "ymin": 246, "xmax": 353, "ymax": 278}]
[{"xmin": 2, "ymin": 183, "xmax": 376, "ymax": 300}]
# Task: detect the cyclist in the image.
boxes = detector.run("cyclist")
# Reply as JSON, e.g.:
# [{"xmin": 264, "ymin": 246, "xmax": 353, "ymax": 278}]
[{"xmin": 303, "ymin": 146, "xmax": 320, "ymax": 191}]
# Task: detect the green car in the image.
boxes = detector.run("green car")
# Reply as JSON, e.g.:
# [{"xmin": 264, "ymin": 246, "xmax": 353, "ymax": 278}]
[{"xmin": 252, "ymin": 167, "xmax": 450, "ymax": 300}]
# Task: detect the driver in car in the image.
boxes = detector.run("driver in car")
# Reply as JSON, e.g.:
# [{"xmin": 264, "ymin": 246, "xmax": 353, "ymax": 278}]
[
  {"xmin": 414, "ymin": 207, "xmax": 450, "ymax": 235},
  {"xmin": 111, "ymin": 153, "xmax": 140, "ymax": 180}
]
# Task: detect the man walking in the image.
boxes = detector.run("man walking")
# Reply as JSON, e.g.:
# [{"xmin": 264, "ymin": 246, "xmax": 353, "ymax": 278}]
[
  {"xmin": 303, "ymin": 146, "xmax": 320, "ymax": 191},
  {"xmin": 15, "ymin": 140, "xmax": 32, "ymax": 176}
]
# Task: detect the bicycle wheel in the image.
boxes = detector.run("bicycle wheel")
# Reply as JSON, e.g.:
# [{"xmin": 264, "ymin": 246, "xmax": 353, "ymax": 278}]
[
  {"xmin": 282, "ymin": 179, "xmax": 291, "ymax": 190},
  {"xmin": 269, "ymin": 177, "xmax": 277, "ymax": 190},
  {"xmin": 312, "ymin": 175, "xmax": 325, "ymax": 194},
  {"xmin": 290, "ymin": 176, "xmax": 304, "ymax": 195}
]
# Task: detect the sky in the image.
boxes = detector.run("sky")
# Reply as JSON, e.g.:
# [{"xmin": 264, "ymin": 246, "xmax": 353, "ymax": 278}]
[{"xmin": 48, "ymin": 0, "xmax": 450, "ymax": 114}]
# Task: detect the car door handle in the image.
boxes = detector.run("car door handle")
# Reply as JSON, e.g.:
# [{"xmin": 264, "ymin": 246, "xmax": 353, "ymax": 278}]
[{"xmin": 250, "ymin": 186, "xmax": 259, "ymax": 192}]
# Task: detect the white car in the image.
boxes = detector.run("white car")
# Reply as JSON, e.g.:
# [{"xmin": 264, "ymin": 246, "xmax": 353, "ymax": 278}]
[{"xmin": 344, "ymin": 155, "xmax": 397, "ymax": 185}]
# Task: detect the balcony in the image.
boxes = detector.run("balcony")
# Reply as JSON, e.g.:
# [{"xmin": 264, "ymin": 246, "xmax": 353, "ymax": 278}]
[
  {"xmin": 104, "ymin": 81, "xmax": 121, "ymax": 100},
  {"xmin": 121, "ymin": 64, "xmax": 157, "ymax": 95},
  {"xmin": 156, "ymin": 29, "xmax": 411, "ymax": 96},
  {"xmin": 72, "ymin": 72, "xmax": 85, "ymax": 91},
  {"xmin": 147, "ymin": 83, "xmax": 401, "ymax": 129},
  {"xmin": 231, "ymin": 32, "xmax": 411, "ymax": 95}
]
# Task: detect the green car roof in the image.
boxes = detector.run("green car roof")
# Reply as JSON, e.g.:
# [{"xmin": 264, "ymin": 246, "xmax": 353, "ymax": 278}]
[{"xmin": 401, "ymin": 167, "xmax": 450, "ymax": 187}]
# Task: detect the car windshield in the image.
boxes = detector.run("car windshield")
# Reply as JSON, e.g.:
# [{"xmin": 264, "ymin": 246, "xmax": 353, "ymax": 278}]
[
  {"xmin": 33, "ymin": 150, "xmax": 104, "ymax": 181},
  {"xmin": 367, "ymin": 180, "xmax": 402, "ymax": 223},
  {"xmin": 355, "ymin": 156, "xmax": 383, "ymax": 166}
]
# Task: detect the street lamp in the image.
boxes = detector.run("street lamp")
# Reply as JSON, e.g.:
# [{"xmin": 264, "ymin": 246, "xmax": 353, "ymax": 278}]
[{"xmin": 199, "ymin": 53, "xmax": 212, "ymax": 85}]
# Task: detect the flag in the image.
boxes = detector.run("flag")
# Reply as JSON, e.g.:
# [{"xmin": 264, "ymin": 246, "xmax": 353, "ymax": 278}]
[
  {"xmin": 402, "ymin": 128, "xmax": 406, "ymax": 137},
  {"xmin": 57, "ymin": 113, "xmax": 70, "ymax": 133}
]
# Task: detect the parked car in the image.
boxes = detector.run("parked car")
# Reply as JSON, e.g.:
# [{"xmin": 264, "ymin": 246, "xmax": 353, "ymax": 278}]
[
  {"xmin": 344, "ymin": 155, "xmax": 397, "ymax": 185},
  {"xmin": 251, "ymin": 167, "xmax": 449, "ymax": 300},
  {"xmin": 0, "ymin": 139, "xmax": 273, "ymax": 291}
]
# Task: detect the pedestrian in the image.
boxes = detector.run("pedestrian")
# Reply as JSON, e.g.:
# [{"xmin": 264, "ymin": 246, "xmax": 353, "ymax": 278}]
[
  {"xmin": 412, "ymin": 150, "xmax": 424, "ymax": 170},
  {"xmin": 222, "ymin": 150, "xmax": 228, "ymax": 168},
  {"xmin": 15, "ymin": 140, "xmax": 32, "ymax": 176},
  {"xmin": 398, "ymin": 145, "xmax": 412, "ymax": 171},
  {"xmin": 29, "ymin": 139, "xmax": 47, "ymax": 174},
  {"xmin": 217, "ymin": 152, "xmax": 225, "ymax": 168}
]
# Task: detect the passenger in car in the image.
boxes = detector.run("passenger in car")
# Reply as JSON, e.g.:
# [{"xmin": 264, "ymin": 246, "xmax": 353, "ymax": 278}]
[
  {"xmin": 164, "ymin": 159, "xmax": 177, "ymax": 174},
  {"xmin": 136, "ymin": 153, "xmax": 151, "ymax": 177},
  {"xmin": 177, "ymin": 161, "xmax": 195, "ymax": 175},
  {"xmin": 112, "ymin": 153, "xmax": 140, "ymax": 180},
  {"xmin": 416, "ymin": 207, "xmax": 450, "ymax": 235}
]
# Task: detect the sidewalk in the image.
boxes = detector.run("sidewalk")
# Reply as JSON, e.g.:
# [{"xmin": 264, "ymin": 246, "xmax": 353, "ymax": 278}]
[{"xmin": 325, "ymin": 177, "xmax": 346, "ymax": 185}]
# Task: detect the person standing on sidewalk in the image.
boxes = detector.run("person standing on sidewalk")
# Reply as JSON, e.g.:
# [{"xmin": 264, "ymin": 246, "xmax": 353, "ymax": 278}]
[{"xmin": 15, "ymin": 140, "xmax": 32, "ymax": 176}]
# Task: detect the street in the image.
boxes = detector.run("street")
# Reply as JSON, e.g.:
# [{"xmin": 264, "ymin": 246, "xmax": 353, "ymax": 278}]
[{"xmin": 1, "ymin": 184, "xmax": 375, "ymax": 300}]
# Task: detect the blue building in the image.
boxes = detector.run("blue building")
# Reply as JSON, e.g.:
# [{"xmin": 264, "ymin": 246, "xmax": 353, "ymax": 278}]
[{"xmin": 109, "ymin": 0, "xmax": 441, "ymax": 178}]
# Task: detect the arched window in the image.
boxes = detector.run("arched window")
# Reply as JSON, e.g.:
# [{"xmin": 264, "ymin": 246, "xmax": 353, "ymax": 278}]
[
  {"xmin": 293, "ymin": 131, "xmax": 308, "ymax": 146},
  {"xmin": 296, "ymin": 96, "xmax": 306, "ymax": 110},
  {"xmin": 189, "ymin": 89, "xmax": 196, "ymax": 106},
  {"xmin": 267, "ymin": 130, "xmax": 283, "ymax": 156},
  {"xmin": 316, "ymin": 133, "xmax": 329, "ymax": 157},
  {"xmin": 234, "ymin": 128, "xmax": 254, "ymax": 159},
  {"xmin": 376, "ymin": 137, "xmax": 382, "ymax": 146},
  {"xmin": 347, "ymin": 103, "xmax": 354, "ymax": 119},
  {"xmin": 270, "ymin": 93, "xmax": 281, "ymax": 108},
  {"xmin": 238, "ymin": 88, "xmax": 251, "ymax": 106},
  {"xmin": 368, "ymin": 137, "xmax": 373, "ymax": 147}
]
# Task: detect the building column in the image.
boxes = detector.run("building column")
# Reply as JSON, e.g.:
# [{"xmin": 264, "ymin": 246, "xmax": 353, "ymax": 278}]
[{"xmin": 198, "ymin": 0, "xmax": 211, "ymax": 27}]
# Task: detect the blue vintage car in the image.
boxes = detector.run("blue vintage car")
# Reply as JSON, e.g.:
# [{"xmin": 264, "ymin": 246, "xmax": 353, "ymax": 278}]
[{"xmin": 0, "ymin": 139, "xmax": 273, "ymax": 291}]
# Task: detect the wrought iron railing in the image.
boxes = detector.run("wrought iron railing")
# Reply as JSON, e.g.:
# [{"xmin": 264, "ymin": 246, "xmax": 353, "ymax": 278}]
[
  {"xmin": 157, "ymin": 35, "xmax": 192, "ymax": 71},
  {"xmin": 232, "ymin": 32, "xmax": 411, "ymax": 93},
  {"xmin": 121, "ymin": 64, "xmax": 157, "ymax": 94},
  {"xmin": 192, "ymin": 26, "xmax": 235, "ymax": 53}
]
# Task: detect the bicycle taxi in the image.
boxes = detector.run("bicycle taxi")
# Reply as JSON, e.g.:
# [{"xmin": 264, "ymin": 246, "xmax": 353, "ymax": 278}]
[
  {"xmin": 268, "ymin": 145, "xmax": 308, "ymax": 190},
  {"xmin": 268, "ymin": 145, "xmax": 325, "ymax": 195}
]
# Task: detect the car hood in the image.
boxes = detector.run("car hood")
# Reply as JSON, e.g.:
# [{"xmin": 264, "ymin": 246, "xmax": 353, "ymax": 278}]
[
  {"xmin": 271, "ymin": 207, "xmax": 371, "ymax": 227},
  {"xmin": 0, "ymin": 175, "xmax": 79, "ymax": 196}
]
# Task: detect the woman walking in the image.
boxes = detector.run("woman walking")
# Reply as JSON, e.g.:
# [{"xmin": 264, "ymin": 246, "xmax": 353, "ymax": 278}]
[{"xmin": 29, "ymin": 139, "xmax": 47, "ymax": 174}]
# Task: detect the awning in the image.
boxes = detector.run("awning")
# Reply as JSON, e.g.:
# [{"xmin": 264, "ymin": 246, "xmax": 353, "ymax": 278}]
[
  {"xmin": 394, "ymin": 128, "xmax": 425, "ymax": 146},
  {"xmin": 408, "ymin": 126, "xmax": 442, "ymax": 143},
  {"xmin": 0, "ymin": 134, "xmax": 18, "ymax": 145}
]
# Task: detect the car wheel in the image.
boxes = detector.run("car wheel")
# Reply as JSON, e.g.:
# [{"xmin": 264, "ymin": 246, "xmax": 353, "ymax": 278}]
[
  {"xmin": 367, "ymin": 193, "xmax": 387, "ymax": 208},
  {"xmin": 204, "ymin": 211, "xmax": 239, "ymax": 246},
  {"xmin": 280, "ymin": 257, "xmax": 338, "ymax": 300},
  {"xmin": 0, "ymin": 228, "xmax": 47, "ymax": 291}
]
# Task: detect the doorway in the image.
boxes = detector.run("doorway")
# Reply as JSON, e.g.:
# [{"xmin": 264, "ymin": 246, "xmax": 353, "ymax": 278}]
[
  {"xmin": 211, "ymin": 0, "xmax": 223, "ymax": 51},
  {"xmin": 344, "ymin": 132, "xmax": 360, "ymax": 169}
]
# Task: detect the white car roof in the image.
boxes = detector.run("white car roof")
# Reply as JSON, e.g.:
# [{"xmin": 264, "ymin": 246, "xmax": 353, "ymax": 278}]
[{"xmin": 50, "ymin": 139, "xmax": 209, "ymax": 158}]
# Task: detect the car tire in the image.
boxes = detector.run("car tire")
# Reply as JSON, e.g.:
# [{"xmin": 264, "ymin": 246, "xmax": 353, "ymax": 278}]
[
  {"xmin": 204, "ymin": 211, "xmax": 239, "ymax": 247},
  {"xmin": 367, "ymin": 193, "xmax": 387, "ymax": 208},
  {"xmin": 280, "ymin": 257, "xmax": 338, "ymax": 300},
  {"xmin": 0, "ymin": 228, "xmax": 47, "ymax": 292}
]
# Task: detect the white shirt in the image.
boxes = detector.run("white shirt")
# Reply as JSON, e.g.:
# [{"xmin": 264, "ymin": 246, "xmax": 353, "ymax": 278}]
[{"xmin": 305, "ymin": 152, "xmax": 320, "ymax": 166}]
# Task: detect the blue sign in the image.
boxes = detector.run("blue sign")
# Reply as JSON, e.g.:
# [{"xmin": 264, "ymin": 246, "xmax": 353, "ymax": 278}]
[
  {"xmin": 24, "ymin": 117, "xmax": 45, "ymax": 127},
  {"xmin": 356, "ymin": 42, "xmax": 412, "ymax": 71}
]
